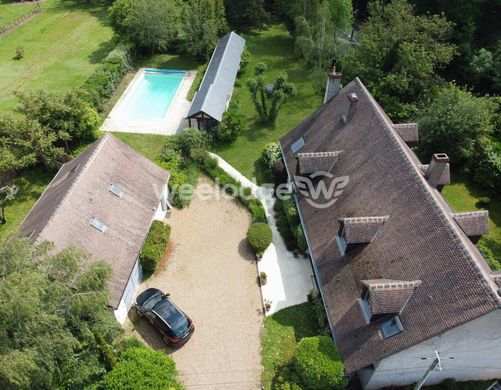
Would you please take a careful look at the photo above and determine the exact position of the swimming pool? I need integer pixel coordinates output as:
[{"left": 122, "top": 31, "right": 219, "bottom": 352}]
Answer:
[{"left": 119, "top": 69, "right": 185, "bottom": 123}]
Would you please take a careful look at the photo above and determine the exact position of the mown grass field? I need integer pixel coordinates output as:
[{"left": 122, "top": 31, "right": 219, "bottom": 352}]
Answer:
[
  {"left": 0, "top": 0, "right": 35, "bottom": 27},
  {"left": 0, "top": 0, "right": 113, "bottom": 113},
  {"left": 213, "top": 24, "right": 323, "bottom": 183}
]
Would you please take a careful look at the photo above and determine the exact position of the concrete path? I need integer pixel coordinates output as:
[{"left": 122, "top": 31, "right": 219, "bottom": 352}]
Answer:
[
  {"left": 209, "top": 153, "right": 314, "bottom": 314},
  {"left": 126, "top": 176, "right": 263, "bottom": 389}
]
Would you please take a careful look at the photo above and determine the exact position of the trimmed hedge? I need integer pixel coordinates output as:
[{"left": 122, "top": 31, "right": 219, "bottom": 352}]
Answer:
[
  {"left": 293, "top": 336, "right": 347, "bottom": 390},
  {"left": 80, "top": 42, "right": 132, "bottom": 111},
  {"left": 96, "top": 346, "right": 183, "bottom": 390},
  {"left": 247, "top": 222, "right": 272, "bottom": 254},
  {"left": 140, "top": 221, "right": 171, "bottom": 275}
]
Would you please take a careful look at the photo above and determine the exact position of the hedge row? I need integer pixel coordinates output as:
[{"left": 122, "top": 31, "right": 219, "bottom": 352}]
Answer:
[
  {"left": 274, "top": 195, "right": 308, "bottom": 254},
  {"left": 140, "top": 221, "right": 171, "bottom": 275},
  {"left": 80, "top": 42, "right": 132, "bottom": 111}
]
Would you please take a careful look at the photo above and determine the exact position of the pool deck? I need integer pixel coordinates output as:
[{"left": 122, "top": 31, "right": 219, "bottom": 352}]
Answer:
[{"left": 100, "top": 68, "right": 196, "bottom": 135}]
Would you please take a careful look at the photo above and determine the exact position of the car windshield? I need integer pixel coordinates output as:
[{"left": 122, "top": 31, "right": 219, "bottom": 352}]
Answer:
[
  {"left": 154, "top": 300, "right": 189, "bottom": 337},
  {"left": 143, "top": 293, "right": 164, "bottom": 311}
]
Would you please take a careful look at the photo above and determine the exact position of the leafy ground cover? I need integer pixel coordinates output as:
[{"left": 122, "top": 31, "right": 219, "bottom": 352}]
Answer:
[
  {"left": 442, "top": 172, "right": 501, "bottom": 267},
  {"left": 261, "top": 302, "right": 321, "bottom": 389},
  {"left": 0, "top": 0, "right": 113, "bottom": 113},
  {"left": 213, "top": 24, "right": 323, "bottom": 184},
  {"left": 0, "top": 0, "right": 35, "bottom": 27}
]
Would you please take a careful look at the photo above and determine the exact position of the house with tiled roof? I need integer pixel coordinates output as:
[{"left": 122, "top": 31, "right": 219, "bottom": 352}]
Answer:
[
  {"left": 20, "top": 133, "right": 170, "bottom": 323},
  {"left": 279, "top": 70, "right": 498, "bottom": 389}
]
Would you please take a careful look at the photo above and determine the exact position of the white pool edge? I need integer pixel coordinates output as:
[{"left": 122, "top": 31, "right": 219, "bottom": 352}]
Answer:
[{"left": 100, "top": 68, "right": 196, "bottom": 135}]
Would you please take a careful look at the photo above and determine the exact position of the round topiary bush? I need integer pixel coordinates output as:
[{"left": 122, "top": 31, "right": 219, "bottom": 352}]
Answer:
[
  {"left": 247, "top": 222, "right": 272, "bottom": 253},
  {"left": 293, "top": 336, "right": 347, "bottom": 390}
]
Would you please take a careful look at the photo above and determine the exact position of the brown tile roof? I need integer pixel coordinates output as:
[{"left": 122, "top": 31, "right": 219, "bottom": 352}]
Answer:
[
  {"left": 20, "top": 133, "right": 170, "bottom": 308},
  {"left": 362, "top": 279, "right": 422, "bottom": 315},
  {"left": 393, "top": 123, "right": 419, "bottom": 143},
  {"left": 342, "top": 216, "right": 389, "bottom": 244},
  {"left": 297, "top": 151, "right": 342, "bottom": 175},
  {"left": 279, "top": 78, "right": 500, "bottom": 373},
  {"left": 453, "top": 211, "right": 490, "bottom": 237}
]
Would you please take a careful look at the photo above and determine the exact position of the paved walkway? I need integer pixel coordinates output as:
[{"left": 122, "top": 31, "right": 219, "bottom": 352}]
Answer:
[
  {"left": 209, "top": 153, "right": 314, "bottom": 314},
  {"left": 127, "top": 176, "right": 263, "bottom": 389}
]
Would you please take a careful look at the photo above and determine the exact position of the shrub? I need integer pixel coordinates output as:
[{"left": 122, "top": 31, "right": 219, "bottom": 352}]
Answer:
[
  {"left": 259, "top": 271, "right": 267, "bottom": 285},
  {"left": 293, "top": 336, "right": 347, "bottom": 390},
  {"left": 293, "top": 224, "right": 308, "bottom": 253},
  {"left": 262, "top": 142, "right": 282, "bottom": 170},
  {"left": 139, "top": 221, "right": 171, "bottom": 275},
  {"left": 239, "top": 47, "right": 251, "bottom": 74},
  {"left": 247, "top": 222, "right": 272, "bottom": 254},
  {"left": 214, "top": 100, "right": 244, "bottom": 144},
  {"left": 177, "top": 128, "right": 211, "bottom": 156},
  {"left": 80, "top": 44, "right": 131, "bottom": 111},
  {"left": 14, "top": 47, "right": 24, "bottom": 60},
  {"left": 96, "top": 346, "right": 183, "bottom": 390}
]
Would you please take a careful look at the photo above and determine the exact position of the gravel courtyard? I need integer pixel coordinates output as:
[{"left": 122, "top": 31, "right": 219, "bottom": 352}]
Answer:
[{"left": 127, "top": 176, "right": 264, "bottom": 389}]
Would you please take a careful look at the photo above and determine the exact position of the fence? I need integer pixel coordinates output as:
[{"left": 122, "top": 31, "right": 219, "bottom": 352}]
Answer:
[{"left": 0, "top": 2, "right": 42, "bottom": 36}]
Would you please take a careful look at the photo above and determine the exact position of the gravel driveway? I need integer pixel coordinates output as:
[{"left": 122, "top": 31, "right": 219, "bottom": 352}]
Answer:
[{"left": 126, "top": 176, "right": 263, "bottom": 389}]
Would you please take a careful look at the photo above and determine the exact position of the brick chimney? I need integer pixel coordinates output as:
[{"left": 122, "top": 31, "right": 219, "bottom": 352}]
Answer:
[
  {"left": 324, "top": 66, "right": 342, "bottom": 103},
  {"left": 426, "top": 153, "right": 450, "bottom": 188},
  {"left": 342, "top": 93, "right": 359, "bottom": 123}
]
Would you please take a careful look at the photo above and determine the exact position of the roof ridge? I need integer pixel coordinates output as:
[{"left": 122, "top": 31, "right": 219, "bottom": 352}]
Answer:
[
  {"left": 298, "top": 151, "right": 343, "bottom": 158},
  {"left": 343, "top": 215, "right": 389, "bottom": 224},
  {"left": 354, "top": 78, "right": 501, "bottom": 307},
  {"left": 35, "top": 134, "right": 110, "bottom": 241},
  {"left": 453, "top": 210, "right": 489, "bottom": 218},
  {"left": 362, "top": 279, "right": 422, "bottom": 291}
]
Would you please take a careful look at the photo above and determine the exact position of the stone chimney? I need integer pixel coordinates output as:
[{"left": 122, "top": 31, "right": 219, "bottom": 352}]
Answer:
[
  {"left": 324, "top": 66, "right": 342, "bottom": 103},
  {"left": 426, "top": 153, "right": 450, "bottom": 188},
  {"left": 342, "top": 93, "right": 359, "bottom": 123}
]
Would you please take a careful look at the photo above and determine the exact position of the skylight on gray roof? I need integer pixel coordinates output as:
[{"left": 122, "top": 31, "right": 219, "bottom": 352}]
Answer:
[
  {"left": 90, "top": 218, "right": 108, "bottom": 232},
  {"left": 109, "top": 184, "right": 123, "bottom": 198},
  {"left": 291, "top": 137, "right": 305, "bottom": 153}
]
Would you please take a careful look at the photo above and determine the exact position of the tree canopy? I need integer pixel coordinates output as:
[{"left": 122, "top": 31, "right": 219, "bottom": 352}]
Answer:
[
  {"left": 342, "top": 0, "right": 455, "bottom": 121},
  {"left": 0, "top": 238, "right": 121, "bottom": 389}
]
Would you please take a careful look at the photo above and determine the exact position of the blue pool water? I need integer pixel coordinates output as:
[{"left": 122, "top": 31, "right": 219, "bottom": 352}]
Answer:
[{"left": 121, "top": 71, "right": 184, "bottom": 122}]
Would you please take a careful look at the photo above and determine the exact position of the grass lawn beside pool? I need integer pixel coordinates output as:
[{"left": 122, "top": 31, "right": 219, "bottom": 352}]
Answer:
[
  {"left": 0, "top": 0, "right": 35, "bottom": 27},
  {"left": 0, "top": 0, "right": 113, "bottom": 113},
  {"left": 213, "top": 24, "right": 323, "bottom": 183},
  {"left": 112, "top": 132, "right": 167, "bottom": 163},
  {"left": 261, "top": 302, "right": 321, "bottom": 389},
  {"left": 442, "top": 172, "right": 501, "bottom": 267}
]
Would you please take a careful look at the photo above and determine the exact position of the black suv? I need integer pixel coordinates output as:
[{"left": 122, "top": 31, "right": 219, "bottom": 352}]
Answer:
[{"left": 135, "top": 288, "right": 194, "bottom": 347}]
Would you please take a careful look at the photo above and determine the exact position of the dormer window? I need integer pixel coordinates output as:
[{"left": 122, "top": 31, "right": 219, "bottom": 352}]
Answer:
[
  {"left": 359, "top": 288, "right": 372, "bottom": 323},
  {"left": 381, "top": 316, "right": 404, "bottom": 339}
]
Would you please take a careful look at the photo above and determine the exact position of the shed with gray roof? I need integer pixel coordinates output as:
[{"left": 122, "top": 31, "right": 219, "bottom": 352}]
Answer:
[{"left": 187, "top": 31, "right": 245, "bottom": 130}]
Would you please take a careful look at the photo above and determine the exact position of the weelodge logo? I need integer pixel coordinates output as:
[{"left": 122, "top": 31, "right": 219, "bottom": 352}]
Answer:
[{"left": 294, "top": 171, "right": 349, "bottom": 209}]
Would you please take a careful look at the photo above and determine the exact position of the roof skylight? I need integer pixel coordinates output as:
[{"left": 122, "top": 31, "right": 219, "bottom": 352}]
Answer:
[
  {"left": 109, "top": 184, "right": 123, "bottom": 198},
  {"left": 90, "top": 218, "right": 108, "bottom": 232},
  {"left": 291, "top": 137, "right": 305, "bottom": 153}
]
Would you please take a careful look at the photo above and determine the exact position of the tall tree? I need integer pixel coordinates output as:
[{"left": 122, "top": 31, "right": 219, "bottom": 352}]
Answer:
[
  {"left": 342, "top": 0, "right": 455, "bottom": 121},
  {"left": 179, "top": 0, "right": 229, "bottom": 61},
  {"left": 224, "top": 0, "right": 267, "bottom": 32},
  {"left": 0, "top": 238, "right": 121, "bottom": 388},
  {"left": 247, "top": 62, "right": 297, "bottom": 124}
]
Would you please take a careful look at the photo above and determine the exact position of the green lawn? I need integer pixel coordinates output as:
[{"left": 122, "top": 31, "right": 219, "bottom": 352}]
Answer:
[
  {"left": 113, "top": 133, "right": 167, "bottom": 163},
  {"left": 442, "top": 172, "right": 501, "bottom": 266},
  {"left": 0, "top": 0, "right": 36, "bottom": 28},
  {"left": 0, "top": 168, "right": 53, "bottom": 243},
  {"left": 213, "top": 24, "right": 323, "bottom": 183},
  {"left": 0, "top": 0, "right": 113, "bottom": 113},
  {"left": 261, "top": 302, "right": 321, "bottom": 389}
]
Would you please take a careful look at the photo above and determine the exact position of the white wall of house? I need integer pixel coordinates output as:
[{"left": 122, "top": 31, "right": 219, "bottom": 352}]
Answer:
[
  {"left": 114, "top": 258, "right": 143, "bottom": 324},
  {"left": 114, "top": 183, "right": 169, "bottom": 324},
  {"left": 153, "top": 183, "right": 169, "bottom": 221},
  {"left": 359, "top": 309, "right": 501, "bottom": 389}
]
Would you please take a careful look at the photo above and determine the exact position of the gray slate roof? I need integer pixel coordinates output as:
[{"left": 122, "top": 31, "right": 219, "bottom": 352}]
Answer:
[
  {"left": 187, "top": 31, "right": 245, "bottom": 122},
  {"left": 453, "top": 211, "right": 490, "bottom": 237},
  {"left": 297, "top": 151, "right": 342, "bottom": 174},
  {"left": 20, "top": 133, "right": 170, "bottom": 308},
  {"left": 280, "top": 78, "right": 500, "bottom": 373}
]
